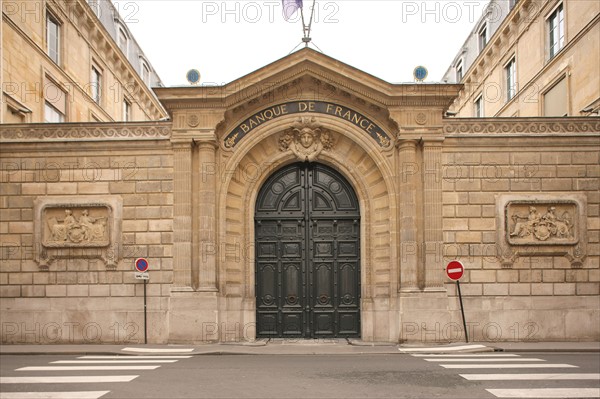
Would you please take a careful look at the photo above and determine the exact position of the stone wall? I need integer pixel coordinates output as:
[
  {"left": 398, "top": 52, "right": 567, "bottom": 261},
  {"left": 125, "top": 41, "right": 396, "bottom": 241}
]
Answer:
[
  {"left": 436, "top": 119, "right": 600, "bottom": 342},
  {"left": 0, "top": 122, "right": 173, "bottom": 343},
  {"left": 1, "top": 116, "right": 598, "bottom": 344}
]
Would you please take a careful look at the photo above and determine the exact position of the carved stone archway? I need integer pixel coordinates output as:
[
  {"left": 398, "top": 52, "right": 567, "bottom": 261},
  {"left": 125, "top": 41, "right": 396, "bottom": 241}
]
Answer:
[{"left": 217, "top": 114, "right": 398, "bottom": 341}]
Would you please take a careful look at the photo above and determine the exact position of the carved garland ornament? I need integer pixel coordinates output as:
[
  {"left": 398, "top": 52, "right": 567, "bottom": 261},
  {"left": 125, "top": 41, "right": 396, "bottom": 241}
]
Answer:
[{"left": 278, "top": 117, "right": 335, "bottom": 162}]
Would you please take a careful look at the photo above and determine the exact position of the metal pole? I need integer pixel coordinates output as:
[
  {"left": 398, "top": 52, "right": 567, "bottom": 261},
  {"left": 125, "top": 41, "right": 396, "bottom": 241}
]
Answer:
[
  {"left": 143, "top": 279, "right": 147, "bottom": 344},
  {"left": 456, "top": 280, "right": 468, "bottom": 343}
]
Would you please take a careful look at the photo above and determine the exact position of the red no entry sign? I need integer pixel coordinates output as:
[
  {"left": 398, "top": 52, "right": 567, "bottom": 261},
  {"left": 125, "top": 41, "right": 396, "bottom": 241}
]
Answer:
[
  {"left": 446, "top": 260, "right": 464, "bottom": 281},
  {"left": 135, "top": 258, "right": 149, "bottom": 272}
]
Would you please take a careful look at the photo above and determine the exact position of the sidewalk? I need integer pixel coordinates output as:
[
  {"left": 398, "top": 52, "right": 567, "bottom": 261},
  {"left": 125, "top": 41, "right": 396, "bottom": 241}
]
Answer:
[{"left": 1, "top": 340, "right": 598, "bottom": 356}]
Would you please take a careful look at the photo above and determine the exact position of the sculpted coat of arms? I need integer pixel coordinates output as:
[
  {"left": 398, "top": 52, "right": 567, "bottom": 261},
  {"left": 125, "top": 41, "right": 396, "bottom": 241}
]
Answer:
[
  {"left": 279, "top": 117, "right": 335, "bottom": 162},
  {"left": 509, "top": 205, "right": 573, "bottom": 242}
]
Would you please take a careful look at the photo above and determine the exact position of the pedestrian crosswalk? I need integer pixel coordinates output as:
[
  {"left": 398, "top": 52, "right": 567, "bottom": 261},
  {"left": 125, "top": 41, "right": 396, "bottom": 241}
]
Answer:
[
  {"left": 0, "top": 352, "right": 193, "bottom": 399},
  {"left": 413, "top": 352, "right": 600, "bottom": 398}
]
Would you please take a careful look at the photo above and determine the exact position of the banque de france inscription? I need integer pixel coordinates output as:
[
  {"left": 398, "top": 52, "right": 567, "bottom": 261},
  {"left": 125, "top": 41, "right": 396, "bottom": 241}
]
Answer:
[{"left": 224, "top": 101, "right": 392, "bottom": 148}]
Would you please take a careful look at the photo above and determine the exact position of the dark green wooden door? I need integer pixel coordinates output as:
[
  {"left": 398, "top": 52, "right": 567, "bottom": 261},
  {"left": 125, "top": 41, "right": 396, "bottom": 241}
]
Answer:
[{"left": 255, "top": 163, "right": 360, "bottom": 338}]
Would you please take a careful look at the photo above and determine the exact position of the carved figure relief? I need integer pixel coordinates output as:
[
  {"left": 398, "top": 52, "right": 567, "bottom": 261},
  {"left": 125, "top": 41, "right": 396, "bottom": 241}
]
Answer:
[
  {"left": 509, "top": 206, "right": 573, "bottom": 242},
  {"left": 35, "top": 198, "right": 121, "bottom": 270},
  {"left": 47, "top": 209, "right": 107, "bottom": 244},
  {"left": 496, "top": 195, "right": 586, "bottom": 269},
  {"left": 506, "top": 203, "right": 577, "bottom": 245},
  {"left": 279, "top": 117, "right": 335, "bottom": 162}
]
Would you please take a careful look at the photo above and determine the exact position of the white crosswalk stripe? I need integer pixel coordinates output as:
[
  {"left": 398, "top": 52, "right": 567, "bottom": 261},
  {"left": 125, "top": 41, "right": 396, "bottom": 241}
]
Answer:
[
  {"left": 51, "top": 360, "right": 179, "bottom": 364},
  {"left": 441, "top": 363, "right": 577, "bottom": 369},
  {"left": 424, "top": 358, "right": 546, "bottom": 362},
  {"left": 2, "top": 351, "right": 193, "bottom": 399},
  {"left": 486, "top": 388, "right": 600, "bottom": 398},
  {"left": 17, "top": 366, "right": 161, "bottom": 371},
  {"left": 78, "top": 355, "right": 192, "bottom": 359},
  {"left": 1, "top": 376, "right": 138, "bottom": 384},
  {"left": 122, "top": 347, "right": 194, "bottom": 353},
  {"left": 461, "top": 373, "right": 600, "bottom": 381},
  {"left": 0, "top": 392, "right": 110, "bottom": 399},
  {"left": 412, "top": 353, "right": 520, "bottom": 357},
  {"left": 413, "top": 353, "right": 599, "bottom": 398}
]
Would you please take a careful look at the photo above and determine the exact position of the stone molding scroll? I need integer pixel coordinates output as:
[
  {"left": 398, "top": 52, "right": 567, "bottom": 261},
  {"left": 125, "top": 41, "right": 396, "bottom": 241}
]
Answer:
[
  {"left": 34, "top": 196, "right": 123, "bottom": 270},
  {"left": 0, "top": 123, "right": 171, "bottom": 142},
  {"left": 444, "top": 119, "right": 600, "bottom": 135},
  {"left": 496, "top": 194, "right": 587, "bottom": 268},
  {"left": 278, "top": 117, "right": 335, "bottom": 162}
]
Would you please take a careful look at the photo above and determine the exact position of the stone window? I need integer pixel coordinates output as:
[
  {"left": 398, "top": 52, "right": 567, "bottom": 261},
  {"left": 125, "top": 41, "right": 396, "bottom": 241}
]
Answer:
[
  {"left": 543, "top": 76, "right": 567, "bottom": 116},
  {"left": 455, "top": 60, "right": 463, "bottom": 82},
  {"left": 478, "top": 23, "right": 488, "bottom": 52},
  {"left": 548, "top": 4, "right": 564, "bottom": 59},
  {"left": 123, "top": 98, "right": 131, "bottom": 121},
  {"left": 91, "top": 65, "right": 102, "bottom": 104},
  {"left": 505, "top": 57, "right": 517, "bottom": 102},
  {"left": 474, "top": 94, "right": 484, "bottom": 117},
  {"left": 44, "top": 77, "right": 67, "bottom": 123},
  {"left": 87, "top": 0, "right": 100, "bottom": 15},
  {"left": 117, "top": 25, "right": 129, "bottom": 55},
  {"left": 46, "top": 10, "right": 60, "bottom": 64},
  {"left": 4, "top": 93, "right": 31, "bottom": 123},
  {"left": 141, "top": 60, "right": 151, "bottom": 85}
]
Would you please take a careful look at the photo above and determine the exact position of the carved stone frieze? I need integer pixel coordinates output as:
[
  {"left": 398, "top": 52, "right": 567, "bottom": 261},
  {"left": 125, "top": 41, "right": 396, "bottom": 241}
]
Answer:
[
  {"left": 496, "top": 194, "right": 587, "bottom": 268},
  {"left": 444, "top": 119, "right": 600, "bottom": 135},
  {"left": 0, "top": 123, "right": 171, "bottom": 142},
  {"left": 278, "top": 117, "right": 335, "bottom": 162},
  {"left": 34, "top": 196, "right": 123, "bottom": 270}
]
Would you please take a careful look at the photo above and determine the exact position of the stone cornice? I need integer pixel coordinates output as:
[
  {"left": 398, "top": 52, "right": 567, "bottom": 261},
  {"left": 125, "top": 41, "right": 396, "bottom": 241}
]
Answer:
[
  {"left": 155, "top": 49, "right": 462, "bottom": 114},
  {"left": 0, "top": 122, "right": 172, "bottom": 142},
  {"left": 443, "top": 117, "right": 600, "bottom": 136}
]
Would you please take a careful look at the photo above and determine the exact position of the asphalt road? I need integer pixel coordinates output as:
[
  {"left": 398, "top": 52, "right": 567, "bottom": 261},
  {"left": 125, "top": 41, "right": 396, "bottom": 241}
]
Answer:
[{"left": 1, "top": 352, "right": 599, "bottom": 398}]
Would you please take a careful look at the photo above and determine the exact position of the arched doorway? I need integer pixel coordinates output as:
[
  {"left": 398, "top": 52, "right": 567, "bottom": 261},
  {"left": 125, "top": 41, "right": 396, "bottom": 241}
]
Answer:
[{"left": 255, "top": 162, "right": 361, "bottom": 338}]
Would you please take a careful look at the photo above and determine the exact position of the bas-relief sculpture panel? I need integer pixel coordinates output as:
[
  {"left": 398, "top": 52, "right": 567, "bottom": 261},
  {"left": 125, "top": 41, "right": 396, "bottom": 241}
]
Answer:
[
  {"left": 497, "top": 194, "right": 587, "bottom": 268},
  {"left": 33, "top": 196, "right": 123, "bottom": 270},
  {"left": 43, "top": 207, "right": 110, "bottom": 247},
  {"left": 507, "top": 202, "right": 578, "bottom": 245}
]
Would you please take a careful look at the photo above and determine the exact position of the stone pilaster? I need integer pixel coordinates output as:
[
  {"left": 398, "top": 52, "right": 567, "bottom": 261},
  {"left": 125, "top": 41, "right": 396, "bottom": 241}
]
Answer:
[
  {"left": 422, "top": 139, "right": 445, "bottom": 291},
  {"left": 397, "top": 139, "right": 419, "bottom": 292},
  {"left": 197, "top": 140, "right": 218, "bottom": 291},
  {"left": 172, "top": 140, "right": 194, "bottom": 291}
]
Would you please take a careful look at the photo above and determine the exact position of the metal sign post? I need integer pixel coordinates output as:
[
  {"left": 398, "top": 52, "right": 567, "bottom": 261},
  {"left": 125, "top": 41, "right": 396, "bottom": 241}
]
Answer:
[
  {"left": 446, "top": 260, "right": 468, "bottom": 343},
  {"left": 135, "top": 258, "right": 150, "bottom": 344},
  {"left": 143, "top": 279, "right": 147, "bottom": 344}
]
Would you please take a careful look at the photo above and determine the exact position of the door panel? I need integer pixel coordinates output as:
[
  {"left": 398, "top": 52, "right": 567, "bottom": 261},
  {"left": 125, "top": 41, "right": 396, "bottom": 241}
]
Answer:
[{"left": 256, "top": 163, "right": 360, "bottom": 338}]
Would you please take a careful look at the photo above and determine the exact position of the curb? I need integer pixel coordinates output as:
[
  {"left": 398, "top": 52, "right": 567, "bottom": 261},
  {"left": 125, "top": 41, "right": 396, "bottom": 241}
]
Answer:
[
  {"left": 398, "top": 344, "right": 493, "bottom": 354},
  {"left": 2, "top": 342, "right": 598, "bottom": 356}
]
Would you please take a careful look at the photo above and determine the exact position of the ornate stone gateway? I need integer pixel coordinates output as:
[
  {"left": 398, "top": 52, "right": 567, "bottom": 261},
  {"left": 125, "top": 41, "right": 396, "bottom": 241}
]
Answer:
[{"left": 255, "top": 163, "right": 361, "bottom": 338}]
